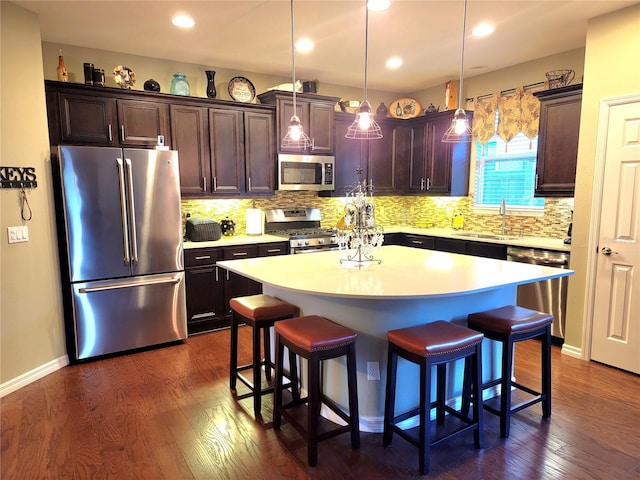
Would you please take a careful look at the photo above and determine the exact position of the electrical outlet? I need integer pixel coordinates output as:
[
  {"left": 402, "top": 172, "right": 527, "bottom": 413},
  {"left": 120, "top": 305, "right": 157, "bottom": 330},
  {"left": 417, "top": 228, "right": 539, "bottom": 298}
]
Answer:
[
  {"left": 7, "top": 226, "right": 29, "bottom": 244},
  {"left": 367, "top": 361, "right": 380, "bottom": 381}
]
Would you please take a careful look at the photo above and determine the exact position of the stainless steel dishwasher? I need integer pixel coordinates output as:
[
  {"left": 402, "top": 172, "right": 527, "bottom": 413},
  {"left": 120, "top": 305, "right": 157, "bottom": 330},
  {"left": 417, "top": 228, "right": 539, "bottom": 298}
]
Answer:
[{"left": 506, "top": 246, "right": 570, "bottom": 342}]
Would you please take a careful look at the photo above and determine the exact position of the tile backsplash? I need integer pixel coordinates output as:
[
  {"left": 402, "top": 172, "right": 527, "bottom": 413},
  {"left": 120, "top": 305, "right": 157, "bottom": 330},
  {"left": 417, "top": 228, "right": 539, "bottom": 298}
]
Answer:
[{"left": 182, "top": 192, "right": 574, "bottom": 239}]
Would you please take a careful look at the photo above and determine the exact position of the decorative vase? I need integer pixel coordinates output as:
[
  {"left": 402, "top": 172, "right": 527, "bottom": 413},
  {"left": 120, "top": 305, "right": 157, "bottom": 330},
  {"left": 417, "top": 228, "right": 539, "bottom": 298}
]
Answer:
[
  {"left": 205, "top": 70, "right": 217, "bottom": 99},
  {"left": 143, "top": 78, "right": 161, "bottom": 92},
  {"left": 170, "top": 73, "right": 190, "bottom": 96},
  {"left": 376, "top": 102, "right": 388, "bottom": 117}
]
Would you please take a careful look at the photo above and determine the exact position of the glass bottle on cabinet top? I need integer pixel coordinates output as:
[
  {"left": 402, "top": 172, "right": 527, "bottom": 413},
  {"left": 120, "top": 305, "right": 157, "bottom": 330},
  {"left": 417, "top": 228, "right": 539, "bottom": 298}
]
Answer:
[
  {"left": 170, "top": 73, "right": 190, "bottom": 96},
  {"left": 57, "top": 51, "right": 68, "bottom": 82}
]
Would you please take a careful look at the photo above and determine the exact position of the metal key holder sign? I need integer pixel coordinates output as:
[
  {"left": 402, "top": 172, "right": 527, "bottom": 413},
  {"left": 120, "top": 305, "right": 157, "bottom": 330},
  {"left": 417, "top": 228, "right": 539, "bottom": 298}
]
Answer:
[{"left": 0, "top": 166, "right": 37, "bottom": 188}]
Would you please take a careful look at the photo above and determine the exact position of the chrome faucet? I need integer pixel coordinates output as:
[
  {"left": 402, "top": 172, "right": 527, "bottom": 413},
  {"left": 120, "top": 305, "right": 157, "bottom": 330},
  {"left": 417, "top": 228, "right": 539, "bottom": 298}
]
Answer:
[{"left": 499, "top": 198, "right": 509, "bottom": 235}]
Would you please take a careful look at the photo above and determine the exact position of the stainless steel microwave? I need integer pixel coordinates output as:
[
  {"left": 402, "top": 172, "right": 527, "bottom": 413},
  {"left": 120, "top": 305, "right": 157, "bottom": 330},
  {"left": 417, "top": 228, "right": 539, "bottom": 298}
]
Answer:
[{"left": 277, "top": 154, "right": 335, "bottom": 191}]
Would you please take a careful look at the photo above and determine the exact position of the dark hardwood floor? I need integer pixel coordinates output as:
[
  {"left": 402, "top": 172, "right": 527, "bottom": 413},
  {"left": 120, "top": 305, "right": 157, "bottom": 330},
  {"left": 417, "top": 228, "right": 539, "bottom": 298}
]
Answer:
[{"left": 2, "top": 327, "right": 639, "bottom": 479}]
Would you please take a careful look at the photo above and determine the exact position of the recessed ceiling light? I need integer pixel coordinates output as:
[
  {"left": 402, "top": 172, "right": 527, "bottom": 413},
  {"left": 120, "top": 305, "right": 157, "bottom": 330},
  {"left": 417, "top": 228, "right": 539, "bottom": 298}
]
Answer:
[
  {"left": 295, "top": 37, "right": 314, "bottom": 53},
  {"left": 472, "top": 23, "right": 494, "bottom": 37},
  {"left": 172, "top": 14, "right": 195, "bottom": 29},
  {"left": 368, "top": 0, "right": 391, "bottom": 11},
  {"left": 386, "top": 56, "right": 403, "bottom": 69}
]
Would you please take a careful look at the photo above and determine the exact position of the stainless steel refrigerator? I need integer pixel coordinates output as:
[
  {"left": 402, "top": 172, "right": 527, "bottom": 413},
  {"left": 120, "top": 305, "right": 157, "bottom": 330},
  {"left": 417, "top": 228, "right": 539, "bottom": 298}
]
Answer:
[{"left": 54, "top": 145, "right": 187, "bottom": 361}]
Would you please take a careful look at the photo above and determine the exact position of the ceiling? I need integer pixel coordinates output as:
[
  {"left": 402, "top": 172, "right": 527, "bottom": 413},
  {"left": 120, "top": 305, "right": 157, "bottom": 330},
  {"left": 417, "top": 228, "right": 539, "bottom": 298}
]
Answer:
[{"left": 15, "top": 0, "right": 638, "bottom": 94}]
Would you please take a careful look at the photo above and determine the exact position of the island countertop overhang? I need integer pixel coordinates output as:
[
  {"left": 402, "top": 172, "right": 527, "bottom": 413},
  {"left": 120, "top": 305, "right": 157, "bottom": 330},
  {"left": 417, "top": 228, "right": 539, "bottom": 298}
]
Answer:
[{"left": 217, "top": 245, "right": 573, "bottom": 300}]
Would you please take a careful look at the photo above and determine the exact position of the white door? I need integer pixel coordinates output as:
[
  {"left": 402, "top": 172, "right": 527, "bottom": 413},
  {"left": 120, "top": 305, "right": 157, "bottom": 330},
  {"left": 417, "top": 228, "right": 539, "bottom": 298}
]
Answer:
[{"left": 591, "top": 100, "right": 640, "bottom": 374}]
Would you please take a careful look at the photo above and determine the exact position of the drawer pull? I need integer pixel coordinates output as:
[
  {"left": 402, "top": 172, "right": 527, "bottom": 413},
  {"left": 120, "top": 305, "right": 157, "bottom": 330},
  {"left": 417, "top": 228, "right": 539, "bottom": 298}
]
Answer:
[
  {"left": 266, "top": 249, "right": 280, "bottom": 253},
  {"left": 411, "top": 240, "right": 423, "bottom": 245},
  {"left": 194, "top": 255, "right": 211, "bottom": 260},
  {"left": 233, "top": 252, "right": 248, "bottom": 257}
]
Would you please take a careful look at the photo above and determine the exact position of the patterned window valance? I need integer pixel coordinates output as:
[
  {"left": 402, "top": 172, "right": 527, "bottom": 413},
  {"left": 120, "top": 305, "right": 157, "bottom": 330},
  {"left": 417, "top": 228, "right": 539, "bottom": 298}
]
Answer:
[{"left": 472, "top": 86, "right": 540, "bottom": 149}]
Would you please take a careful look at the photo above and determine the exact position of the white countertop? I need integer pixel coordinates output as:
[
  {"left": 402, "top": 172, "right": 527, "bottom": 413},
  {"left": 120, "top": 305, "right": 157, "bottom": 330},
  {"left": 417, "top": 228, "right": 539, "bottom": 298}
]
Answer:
[
  {"left": 183, "top": 234, "right": 286, "bottom": 249},
  {"left": 217, "top": 245, "right": 573, "bottom": 300},
  {"left": 386, "top": 226, "right": 570, "bottom": 252},
  {"left": 183, "top": 228, "right": 570, "bottom": 252}
]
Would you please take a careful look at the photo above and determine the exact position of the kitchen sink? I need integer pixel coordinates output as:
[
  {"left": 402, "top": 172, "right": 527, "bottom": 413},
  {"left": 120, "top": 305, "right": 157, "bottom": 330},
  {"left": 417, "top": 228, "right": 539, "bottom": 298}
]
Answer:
[{"left": 452, "top": 232, "right": 521, "bottom": 241}]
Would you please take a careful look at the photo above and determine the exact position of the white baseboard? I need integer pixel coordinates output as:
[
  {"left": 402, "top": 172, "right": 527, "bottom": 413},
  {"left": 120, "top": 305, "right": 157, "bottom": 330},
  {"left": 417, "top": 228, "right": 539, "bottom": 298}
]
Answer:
[
  {"left": 561, "top": 343, "right": 583, "bottom": 359},
  {"left": 0, "top": 355, "right": 69, "bottom": 398}
]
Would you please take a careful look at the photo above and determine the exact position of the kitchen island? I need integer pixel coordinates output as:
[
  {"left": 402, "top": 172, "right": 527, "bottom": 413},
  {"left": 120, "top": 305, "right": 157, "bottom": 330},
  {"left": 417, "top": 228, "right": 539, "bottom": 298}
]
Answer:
[{"left": 218, "top": 245, "right": 573, "bottom": 432}]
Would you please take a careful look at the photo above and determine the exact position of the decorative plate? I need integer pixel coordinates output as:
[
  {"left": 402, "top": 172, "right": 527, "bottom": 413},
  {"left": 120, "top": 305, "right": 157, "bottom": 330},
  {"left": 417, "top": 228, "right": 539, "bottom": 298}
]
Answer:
[
  {"left": 388, "top": 97, "right": 422, "bottom": 119},
  {"left": 228, "top": 76, "right": 256, "bottom": 103},
  {"left": 113, "top": 65, "right": 135, "bottom": 89}
]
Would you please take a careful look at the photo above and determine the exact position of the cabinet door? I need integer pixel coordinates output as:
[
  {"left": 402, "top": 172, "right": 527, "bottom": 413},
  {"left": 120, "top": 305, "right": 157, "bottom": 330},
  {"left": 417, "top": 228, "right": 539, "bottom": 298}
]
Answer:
[
  {"left": 209, "top": 108, "right": 244, "bottom": 194},
  {"left": 222, "top": 245, "right": 261, "bottom": 318},
  {"left": 368, "top": 120, "right": 403, "bottom": 194},
  {"left": 427, "top": 114, "right": 454, "bottom": 195},
  {"left": 333, "top": 115, "right": 365, "bottom": 194},
  {"left": 535, "top": 86, "right": 582, "bottom": 197},
  {"left": 117, "top": 99, "right": 170, "bottom": 147},
  {"left": 170, "top": 104, "right": 210, "bottom": 195},
  {"left": 59, "top": 93, "right": 117, "bottom": 145},
  {"left": 244, "top": 111, "right": 275, "bottom": 194},
  {"left": 467, "top": 241, "right": 507, "bottom": 260},
  {"left": 309, "top": 101, "right": 335, "bottom": 153},
  {"left": 276, "top": 97, "right": 307, "bottom": 153},
  {"left": 258, "top": 242, "right": 289, "bottom": 256},
  {"left": 407, "top": 119, "right": 431, "bottom": 193},
  {"left": 434, "top": 237, "right": 467, "bottom": 254},
  {"left": 185, "top": 265, "right": 226, "bottom": 334}
]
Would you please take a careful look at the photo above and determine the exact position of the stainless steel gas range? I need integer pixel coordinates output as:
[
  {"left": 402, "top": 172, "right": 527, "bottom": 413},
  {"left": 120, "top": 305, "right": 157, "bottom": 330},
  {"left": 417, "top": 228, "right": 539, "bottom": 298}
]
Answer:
[{"left": 264, "top": 208, "right": 339, "bottom": 254}]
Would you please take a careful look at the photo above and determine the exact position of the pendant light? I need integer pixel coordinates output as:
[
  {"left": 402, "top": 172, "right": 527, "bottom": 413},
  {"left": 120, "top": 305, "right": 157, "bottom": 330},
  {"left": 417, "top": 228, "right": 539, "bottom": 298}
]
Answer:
[
  {"left": 281, "top": 0, "right": 312, "bottom": 149},
  {"left": 346, "top": 1, "right": 382, "bottom": 140},
  {"left": 442, "top": 0, "right": 472, "bottom": 143}
]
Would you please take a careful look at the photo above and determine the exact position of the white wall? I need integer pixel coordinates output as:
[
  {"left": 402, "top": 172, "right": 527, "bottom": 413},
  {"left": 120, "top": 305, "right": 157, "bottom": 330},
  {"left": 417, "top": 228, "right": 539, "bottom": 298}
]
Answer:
[
  {"left": 0, "top": 2, "right": 66, "bottom": 388},
  {"left": 564, "top": 4, "right": 640, "bottom": 350}
]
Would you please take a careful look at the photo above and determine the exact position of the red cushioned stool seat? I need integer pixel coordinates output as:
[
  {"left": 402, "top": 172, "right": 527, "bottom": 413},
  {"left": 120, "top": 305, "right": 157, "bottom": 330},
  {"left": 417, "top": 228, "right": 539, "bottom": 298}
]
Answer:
[
  {"left": 383, "top": 321, "right": 484, "bottom": 476},
  {"left": 229, "top": 294, "right": 297, "bottom": 418},
  {"left": 273, "top": 315, "right": 359, "bottom": 467},
  {"left": 464, "top": 305, "right": 553, "bottom": 438}
]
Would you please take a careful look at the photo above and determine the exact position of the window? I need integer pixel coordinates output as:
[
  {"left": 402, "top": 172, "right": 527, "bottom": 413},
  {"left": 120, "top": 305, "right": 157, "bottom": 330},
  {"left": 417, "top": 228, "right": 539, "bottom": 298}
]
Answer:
[{"left": 474, "top": 131, "right": 544, "bottom": 210}]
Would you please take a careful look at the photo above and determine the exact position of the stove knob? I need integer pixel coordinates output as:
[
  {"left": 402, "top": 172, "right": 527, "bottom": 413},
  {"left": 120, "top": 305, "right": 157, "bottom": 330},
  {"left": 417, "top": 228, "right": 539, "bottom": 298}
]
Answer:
[
  {"left": 304, "top": 239, "right": 310, "bottom": 246},
  {"left": 319, "top": 238, "right": 325, "bottom": 244}
]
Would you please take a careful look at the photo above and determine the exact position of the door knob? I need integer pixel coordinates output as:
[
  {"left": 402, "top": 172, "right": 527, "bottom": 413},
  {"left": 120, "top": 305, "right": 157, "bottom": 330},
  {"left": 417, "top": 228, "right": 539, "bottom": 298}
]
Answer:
[{"left": 601, "top": 246, "right": 617, "bottom": 256}]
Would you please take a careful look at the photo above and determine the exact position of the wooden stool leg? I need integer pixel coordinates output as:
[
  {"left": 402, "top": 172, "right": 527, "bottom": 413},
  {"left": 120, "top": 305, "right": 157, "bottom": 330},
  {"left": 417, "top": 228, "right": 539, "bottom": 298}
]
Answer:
[
  {"left": 382, "top": 345, "right": 398, "bottom": 447},
  {"left": 542, "top": 325, "right": 552, "bottom": 418},
  {"left": 419, "top": 358, "right": 432, "bottom": 476},
  {"left": 263, "top": 326, "right": 272, "bottom": 382},
  {"left": 347, "top": 343, "right": 360, "bottom": 449},
  {"left": 473, "top": 343, "right": 484, "bottom": 448},
  {"left": 273, "top": 333, "right": 285, "bottom": 429},
  {"left": 461, "top": 357, "right": 472, "bottom": 416},
  {"left": 307, "top": 352, "right": 320, "bottom": 467},
  {"left": 288, "top": 349, "right": 299, "bottom": 400},
  {"left": 436, "top": 363, "right": 446, "bottom": 425},
  {"left": 230, "top": 313, "right": 239, "bottom": 390},
  {"left": 252, "top": 323, "right": 262, "bottom": 416},
  {"left": 500, "top": 337, "right": 514, "bottom": 438}
]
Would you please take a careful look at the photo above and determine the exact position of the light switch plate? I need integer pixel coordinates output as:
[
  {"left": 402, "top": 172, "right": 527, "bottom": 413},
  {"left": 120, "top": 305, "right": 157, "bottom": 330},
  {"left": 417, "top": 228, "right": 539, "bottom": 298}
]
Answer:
[{"left": 7, "top": 225, "right": 29, "bottom": 243}]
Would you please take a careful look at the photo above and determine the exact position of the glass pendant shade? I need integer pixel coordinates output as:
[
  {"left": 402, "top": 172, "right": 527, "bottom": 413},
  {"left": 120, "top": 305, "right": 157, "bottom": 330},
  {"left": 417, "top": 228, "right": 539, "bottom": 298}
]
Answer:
[
  {"left": 282, "top": 114, "right": 312, "bottom": 149},
  {"left": 442, "top": 107, "right": 472, "bottom": 142},
  {"left": 281, "top": 0, "right": 311, "bottom": 150},
  {"left": 442, "top": 0, "right": 471, "bottom": 143},
  {"left": 346, "top": 101, "right": 383, "bottom": 139},
  {"left": 345, "top": 2, "right": 382, "bottom": 141}
]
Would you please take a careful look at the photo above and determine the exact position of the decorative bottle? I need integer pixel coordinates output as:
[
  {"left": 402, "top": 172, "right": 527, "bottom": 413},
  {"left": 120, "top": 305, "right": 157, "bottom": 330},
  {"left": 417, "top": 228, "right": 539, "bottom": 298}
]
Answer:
[
  {"left": 57, "top": 51, "right": 68, "bottom": 82},
  {"left": 205, "top": 70, "right": 217, "bottom": 99},
  {"left": 170, "top": 73, "right": 190, "bottom": 96}
]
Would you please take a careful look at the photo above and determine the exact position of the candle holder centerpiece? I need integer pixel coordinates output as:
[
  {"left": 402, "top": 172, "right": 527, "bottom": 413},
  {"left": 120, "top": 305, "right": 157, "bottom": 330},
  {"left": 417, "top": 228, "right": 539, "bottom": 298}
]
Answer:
[{"left": 337, "top": 179, "right": 384, "bottom": 268}]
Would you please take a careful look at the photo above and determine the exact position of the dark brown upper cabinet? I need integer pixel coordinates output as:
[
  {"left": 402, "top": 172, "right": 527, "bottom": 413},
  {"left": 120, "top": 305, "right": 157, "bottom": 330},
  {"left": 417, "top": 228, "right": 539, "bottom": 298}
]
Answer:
[
  {"left": 257, "top": 90, "right": 339, "bottom": 155},
  {"left": 534, "top": 84, "right": 582, "bottom": 197}
]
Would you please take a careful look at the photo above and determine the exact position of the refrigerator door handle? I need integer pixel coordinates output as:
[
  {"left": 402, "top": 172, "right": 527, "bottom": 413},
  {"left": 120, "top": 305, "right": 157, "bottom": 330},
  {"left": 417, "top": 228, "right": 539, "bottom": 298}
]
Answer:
[
  {"left": 78, "top": 274, "right": 182, "bottom": 293},
  {"left": 116, "top": 158, "right": 131, "bottom": 265},
  {"left": 124, "top": 158, "right": 139, "bottom": 265}
]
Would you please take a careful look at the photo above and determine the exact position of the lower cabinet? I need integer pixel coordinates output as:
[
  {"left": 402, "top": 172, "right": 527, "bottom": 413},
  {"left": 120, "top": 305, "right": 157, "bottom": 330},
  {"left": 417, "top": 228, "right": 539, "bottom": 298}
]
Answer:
[
  {"left": 394, "top": 233, "right": 507, "bottom": 259},
  {"left": 184, "top": 241, "right": 288, "bottom": 335}
]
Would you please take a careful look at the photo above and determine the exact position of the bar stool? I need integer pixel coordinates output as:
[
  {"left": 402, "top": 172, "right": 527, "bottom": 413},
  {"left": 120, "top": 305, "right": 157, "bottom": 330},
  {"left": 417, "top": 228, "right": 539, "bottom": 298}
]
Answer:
[
  {"left": 383, "top": 320, "right": 484, "bottom": 476},
  {"left": 229, "top": 294, "right": 297, "bottom": 417},
  {"left": 273, "top": 315, "right": 359, "bottom": 467},
  {"left": 465, "top": 305, "right": 553, "bottom": 438}
]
